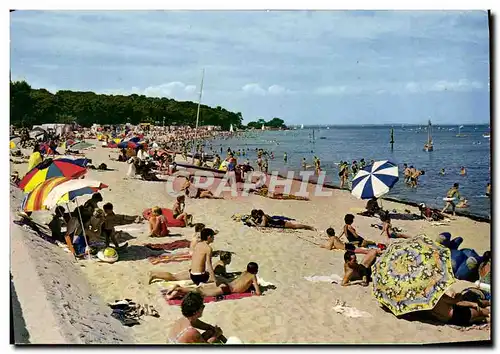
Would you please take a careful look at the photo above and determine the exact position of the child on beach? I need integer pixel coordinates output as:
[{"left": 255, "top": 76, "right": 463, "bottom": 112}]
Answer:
[
  {"left": 173, "top": 195, "right": 192, "bottom": 226},
  {"left": 321, "top": 228, "right": 353, "bottom": 251},
  {"left": 380, "top": 212, "right": 411, "bottom": 240},
  {"left": 165, "top": 262, "right": 262, "bottom": 300},
  {"left": 102, "top": 202, "right": 131, "bottom": 249},
  {"left": 149, "top": 206, "right": 170, "bottom": 237}
]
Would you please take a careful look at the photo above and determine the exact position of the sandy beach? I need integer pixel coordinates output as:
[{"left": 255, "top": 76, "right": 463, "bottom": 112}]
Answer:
[{"left": 10, "top": 140, "right": 490, "bottom": 344}]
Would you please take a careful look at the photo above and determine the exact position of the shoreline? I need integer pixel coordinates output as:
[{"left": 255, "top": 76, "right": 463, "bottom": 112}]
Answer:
[{"left": 172, "top": 160, "right": 491, "bottom": 223}]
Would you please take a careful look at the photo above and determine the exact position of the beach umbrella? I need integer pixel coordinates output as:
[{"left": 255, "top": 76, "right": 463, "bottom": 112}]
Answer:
[
  {"left": 10, "top": 140, "right": 16, "bottom": 149},
  {"left": 372, "top": 235, "right": 455, "bottom": 317},
  {"left": 43, "top": 179, "right": 108, "bottom": 260},
  {"left": 43, "top": 179, "right": 108, "bottom": 209},
  {"left": 20, "top": 176, "right": 71, "bottom": 212},
  {"left": 18, "top": 158, "right": 87, "bottom": 193},
  {"left": 54, "top": 156, "right": 90, "bottom": 167},
  {"left": 351, "top": 160, "right": 399, "bottom": 199},
  {"left": 68, "top": 141, "right": 93, "bottom": 151}
]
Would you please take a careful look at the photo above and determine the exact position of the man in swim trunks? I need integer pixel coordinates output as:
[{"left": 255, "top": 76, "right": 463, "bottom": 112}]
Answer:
[
  {"left": 189, "top": 228, "right": 217, "bottom": 285},
  {"left": 442, "top": 183, "right": 461, "bottom": 215},
  {"left": 166, "top": 262, "right": 262, "bottom": 299},
  {"left": 342, "top": 250, "right": 378, "bottom": 287},
  {"left": 250, "top": 209, "right": 316, "bottom": 230}
]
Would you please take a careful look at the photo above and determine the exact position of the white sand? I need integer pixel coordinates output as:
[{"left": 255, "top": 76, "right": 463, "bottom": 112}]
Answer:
[{"left": 10, "top": 141, "right": 490, "bottom": 344}]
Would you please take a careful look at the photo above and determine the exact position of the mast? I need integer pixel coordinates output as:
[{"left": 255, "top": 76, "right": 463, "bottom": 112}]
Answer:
[{"left": 191, "top": 68, "right": 205, "bottom": 163}]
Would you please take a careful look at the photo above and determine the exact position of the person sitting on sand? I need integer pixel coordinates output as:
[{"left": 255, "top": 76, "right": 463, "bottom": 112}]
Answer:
[
  {"left": 102, "top": 203, "right": 128, "bottom": 249},
  {"left": 173, "top": 195, "right": 193, "bottom": 226},
  {"left": 181, "top": 176, "right": 222, "bottom": 199},
  {"left": 360, "top": 197, "right": 383, "bottom": 217},
  {"left": 167, "top": 292, "right": 226, "bottom": 344},
  {"left": 149, "top": 206, "right": 170, "bottom": 237},
  {"left": 27, "top": 144, "right": 43, "bottom": 173},
  {"left": 213, "top": 251, "right": 235, "bottom": 280},
  {"left": 339, "top": 214, "right": 376, "bottom": 248},
  {"left": 48, "top": 206, "right": 71, "bottom": 243},
  {"left": 380, "top": 212, "right": 411, "bottom": 240},
  {"left": 342, "top": 250, "right": 378, "bottom": 287},
  {"left": 249, "top": 209, "right": 316, "bottom": 231},
  {"left": 165, "top": 262, "right": 262, "bottom": 300},
  {"left": 428, "top": 292, "right": 490, "bottom": 326}
]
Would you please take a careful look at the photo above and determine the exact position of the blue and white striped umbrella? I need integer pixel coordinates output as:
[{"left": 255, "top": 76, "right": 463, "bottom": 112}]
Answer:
[{"left": 351, "top": 160, "right": 399, "bottom": 199}]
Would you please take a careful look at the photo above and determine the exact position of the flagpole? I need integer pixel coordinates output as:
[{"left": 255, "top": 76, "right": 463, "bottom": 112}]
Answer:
[{"left": 192, "top": 69, "right": 205, "bottom": 164}]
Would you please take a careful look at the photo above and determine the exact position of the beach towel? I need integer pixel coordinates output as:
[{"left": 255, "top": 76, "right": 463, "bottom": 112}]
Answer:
[
  {"left": 148, "top": 253, "right": 191, "bottom": 265},
  {"left": 145, "top": 239, "right": 190, "bottom": 251},
  {"left": 332, "top": 300, "right": 372, "bottom": 318},
  {"left": 142, "top": 208, "right": 186, "bottom": 227},
  {"left": 304, "top": 274, "right": 343, "bottom": 284},
  {"left": 256, "top": 227, "right": 299, "bottom": 234}
]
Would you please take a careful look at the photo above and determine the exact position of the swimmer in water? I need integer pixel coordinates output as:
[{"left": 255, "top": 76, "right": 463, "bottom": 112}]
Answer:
[
  {"left": 302, "top": 157, "right": 307, "bottom": 170},
  {"left": 440, "top": 168, "right": 446, "bottom": 176},
  {"left": 486, "top": 183, "right": 491, "bottom": 197},
  {"left": 460, "top": 166, "right": 467, "bottom": 176},
  {"left": 283, "top": 152, "right": 288, "bottom": 163}
]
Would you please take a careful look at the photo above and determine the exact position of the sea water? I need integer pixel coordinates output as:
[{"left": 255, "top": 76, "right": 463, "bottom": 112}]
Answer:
[{"left": 212, "top": 124, "right": 491, "bottom": 219}]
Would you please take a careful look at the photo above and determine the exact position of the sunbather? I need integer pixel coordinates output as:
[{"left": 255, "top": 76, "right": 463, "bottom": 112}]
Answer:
[
  {"left": 380, "top": 212, "right": 411, "bottom": 240},
  {"left": 173, "top": 195, "right": 192, "bottom": 226},
  {"left": 249, "top": 209, "right": 315, "bottom": 230},
  {"left": 149, "top": 206, "right": 170, "bottom": 237},
  {"left": 428, "top": 292, "right": 490, "bottom": 326},
  {"left": 165, "top": 262, "right": 262, "bottom": 300},
  {"left": 321, "top": 228, "right": 354, "bottom": 251},
  {"left": 181, "top": 176, "right": 222, "bottom": 199},
  {"left": 342, "top": 250, "right": 378, "bottom": 287},
  {"left": 167, "top": 292, "right": 226, "bottom": 344}
]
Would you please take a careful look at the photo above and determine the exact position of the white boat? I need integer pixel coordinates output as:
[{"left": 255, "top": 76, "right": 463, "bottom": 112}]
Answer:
[
  {"left": 483, "top": 133, "right": 490, "bottom": 138},
  {"left": 261, "top": 124, "right": 265, "bottom": 131},
  {"left": 423, "top": 119, "right": 434, "bottom": 152},
  {"left": 300, "top": 124, "right": 304, "bottom": 129},
  {"left": 230, "top": 124, "right": 234, "bottom": 133}
]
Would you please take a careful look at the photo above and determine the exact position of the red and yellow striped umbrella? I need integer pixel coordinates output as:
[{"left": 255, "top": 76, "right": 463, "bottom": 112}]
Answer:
[{"left": 21, "top": 177, "right": 72, "bottom": 212}]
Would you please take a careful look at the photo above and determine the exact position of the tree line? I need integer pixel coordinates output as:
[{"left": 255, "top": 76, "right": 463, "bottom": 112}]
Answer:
[
  {"left": 10, "top": 80, "right": 244, "bottom": 130},
  {"left": 246, "top": 117, "right": 287, "bottom": 129}
]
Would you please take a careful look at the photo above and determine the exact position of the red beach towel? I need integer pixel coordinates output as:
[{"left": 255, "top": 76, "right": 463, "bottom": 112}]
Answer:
[
  {"left": 144, "top": 240, "right": 190, "bottom": 251},
  {"left": 142, "top": 208, "right": 186, "bottom": 227}
]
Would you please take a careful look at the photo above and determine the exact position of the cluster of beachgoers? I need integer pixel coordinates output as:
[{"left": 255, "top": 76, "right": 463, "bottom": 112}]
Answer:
[{"left": 10, "top": 123, "right": 491, "bottom": 344}]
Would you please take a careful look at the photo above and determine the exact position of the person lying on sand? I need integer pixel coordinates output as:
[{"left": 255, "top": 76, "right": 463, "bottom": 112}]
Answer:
[
  {"left": 167, "top": 292, "right": 226, "bottom": 344},
  {"left": 428, "top": 292, "right": 490, "bottom": 326},
  {"left": 173, "top": 195, "right": 193, "bottom": 226},
  {"left": 321, "top": 228, "right": 354, "bottom": 251},
  {"left": 149, "top": 206, "right": 170, "bottom": 237},
  {"left": 248, "top": 209, "right": 316, "bottom": 231},
  {"left": 342, "top": 250, "right": 378, "bottom": 287},
  {"left": 339, "top": 214, "right": 376, "bottom": 248},
  {"left": 380, "top": 212, "right": 411, "bottom": 240},
  {"left": 418, "top": 203, "right": 450, "bottom": 221},
  {"left": 213, "top": 251, "right": 236, "bottom": 281},
  {"left": 165, "top": 262, "right": 262, "bottom": 300},
  {"left": 181, "top": 176, "right": 222, "bottom": 199},
  {"left": 320, "top": 228, "right": 383, "bottom": 255}
]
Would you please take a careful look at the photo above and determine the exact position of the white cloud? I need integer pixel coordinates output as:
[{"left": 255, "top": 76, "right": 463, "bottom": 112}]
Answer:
[
  {"left": 268, "top": 84, "right": 286, "bottom": 95},
  {"left": 142, "top": 81, "right": 197, "bottom": 98},
  {"left": 314, "top": 85, "right": 361, "bottom": 95},
  {"left": 242, "top": 83, "right": 267, "bottom": 95}
]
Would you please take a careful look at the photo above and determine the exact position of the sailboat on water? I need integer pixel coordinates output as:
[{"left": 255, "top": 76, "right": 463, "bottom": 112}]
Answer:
[
  {"left": 456, "top": 125, "right": 467, "bottom": 137},
  {"left": 300, "top": 124, "right": 304, "bottom": 129},
  {"left": 261, "top": 124, "right": 265, "bottom": 131},
  {"left": 229, "top": 124, "right": 234, "bottom": 133},
  {"left": 423, "top": 119, "right": 434, "bottom": 152}
]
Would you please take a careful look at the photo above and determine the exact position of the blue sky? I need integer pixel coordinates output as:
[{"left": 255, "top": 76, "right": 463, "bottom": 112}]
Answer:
[{"left": 10, "top": 10, "right": 490, "bottom": 125}]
